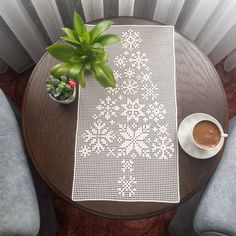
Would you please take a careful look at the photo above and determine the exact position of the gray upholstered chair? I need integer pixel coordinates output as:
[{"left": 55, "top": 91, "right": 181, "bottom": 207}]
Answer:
[
  {"left": 169, "top": 116, "right": 236, "bottom": 236},
  {"left": 193, "top": 116, "right": 236, "bottom": 236},
  {"left": 0, "top": 89, "right": 57, "bottom": 236}
]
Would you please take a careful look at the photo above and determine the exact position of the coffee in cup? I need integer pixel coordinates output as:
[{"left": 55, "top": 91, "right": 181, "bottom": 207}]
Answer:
[{"left": 193, "top": 121, "right": 222, "bottom": 149}]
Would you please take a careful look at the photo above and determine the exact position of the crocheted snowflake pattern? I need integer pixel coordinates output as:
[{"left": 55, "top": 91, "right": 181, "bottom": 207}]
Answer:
[{"left": 78, "top": 29, "right": 176, "bottom": 198}]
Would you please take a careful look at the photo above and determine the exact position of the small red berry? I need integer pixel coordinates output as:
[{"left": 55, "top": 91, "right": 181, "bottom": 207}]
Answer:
[{"left": 68, "top": 79, "right": 77, "bottom": 88}]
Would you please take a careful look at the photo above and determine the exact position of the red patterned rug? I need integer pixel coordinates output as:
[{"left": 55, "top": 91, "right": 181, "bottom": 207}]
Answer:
[{"left": 0, "top": 57, "right": 235, "bottom": 236}]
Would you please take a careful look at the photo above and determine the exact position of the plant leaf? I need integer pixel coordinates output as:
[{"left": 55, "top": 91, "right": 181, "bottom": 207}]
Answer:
[
  {"left": 75, "top": 47, "right": 86, "bottom": 56},
  {"left": 81, "top": 31, "right": 90, "bottom": 46},
  {"left": 60, "top": 36, "right": 81, "bottom": 46},
  {"left": 47, "top": 44, "right": 75, "bottom": 62},
  {"left": 55, "top": 87, "right": 62, "bottom": 97},
  {"left": 73, "top": 11, "right": 85, "bottom": 36},
  {"left": 69, "top": 55, "right": 87, "bottom": 64},
  {"left": 54, "top": 65, "right": 71, "bottom": 77},
  {"left": 91, "top": 63, "right": 116, "bottom": 88},
  {"left": 95, "top": 34, "right": 120, "bottom": 46},
  {"left": 91, "top": 47, "right": 105, "bottom": 54},
  {"left": 50, "top": 63, "right": 70, "bottom": 77},
  {"left": 78, "top": 66, "right": 86, "bottom": 88},
  {"left": 69, "top": 64, "right": 82, "bottom": 80},
  {"left": 90, "top": 51, "right": 107, "bottom": 64},
  {"left": 92, "top": 42, "right": 103, "bottom": 48},
  {"left": 50, "top": 63, "right": 63, "bottom": 76},
  {"left": 62, "top": 28, "right": 77, "bottom": 40},
  {"left": 50, "top": 63, "right": 71, "bottom": 77},
  {"left": 90, "top": 20, "right": 113, "bottom": 43}
]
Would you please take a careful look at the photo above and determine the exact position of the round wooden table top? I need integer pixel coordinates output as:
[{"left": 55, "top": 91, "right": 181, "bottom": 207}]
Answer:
[{"left": 22, "top": 17, "right": 228, "bottom": 219}]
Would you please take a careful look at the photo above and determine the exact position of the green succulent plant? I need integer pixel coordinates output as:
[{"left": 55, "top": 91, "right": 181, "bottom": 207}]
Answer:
[
  {"left": 46, "top": 75, "right": 75, "bottom": 101},
  {"left": 46, "top": 11, "right": 120, "bottom": 89}
]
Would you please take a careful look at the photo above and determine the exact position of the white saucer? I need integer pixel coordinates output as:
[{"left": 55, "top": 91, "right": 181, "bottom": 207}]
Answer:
[{"left": 178, "top": 113, "right": 225, "bottom": 159}]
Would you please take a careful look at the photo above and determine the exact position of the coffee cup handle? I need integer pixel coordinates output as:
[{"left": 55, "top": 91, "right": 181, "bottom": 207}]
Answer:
[{"left": 221, "top": 133, "right": 228, "bottom": 138}]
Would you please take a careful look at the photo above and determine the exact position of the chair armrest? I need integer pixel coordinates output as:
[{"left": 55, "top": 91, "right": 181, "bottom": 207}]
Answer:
[
  {"left": 193, "top": 117, "right": 236, "bottom": 236},
  {"left": 0, "top": 89, "right": 40, "bottom": 236}
]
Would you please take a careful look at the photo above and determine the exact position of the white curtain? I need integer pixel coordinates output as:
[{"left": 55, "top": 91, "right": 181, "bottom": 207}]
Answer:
[{"left": 0, "top": 0, "right": 236, "bottom": 73}]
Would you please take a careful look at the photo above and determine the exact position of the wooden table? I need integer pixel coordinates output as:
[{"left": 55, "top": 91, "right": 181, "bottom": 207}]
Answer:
[{"left": 22, "top": 17, "right": 228, "bottom": 219}]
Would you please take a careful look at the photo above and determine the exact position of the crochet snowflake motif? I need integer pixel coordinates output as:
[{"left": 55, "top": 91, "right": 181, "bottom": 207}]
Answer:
[{"left": 78, "top": 29, "right": 175, "bottom": 198}]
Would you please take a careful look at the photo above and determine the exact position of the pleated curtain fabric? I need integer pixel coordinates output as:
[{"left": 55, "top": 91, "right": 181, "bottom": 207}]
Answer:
[{"left": 0, "top": 0, "right": 236, "bottom": 73}]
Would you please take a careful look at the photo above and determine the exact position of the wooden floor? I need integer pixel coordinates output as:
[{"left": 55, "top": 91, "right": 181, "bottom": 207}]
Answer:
[{"left": 0, "top": 58, "right": 235, "bottom": 236}]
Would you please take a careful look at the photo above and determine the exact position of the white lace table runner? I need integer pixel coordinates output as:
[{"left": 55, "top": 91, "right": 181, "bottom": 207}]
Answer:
[{"left": 72, "top": 25, "right": 179, "bottom": 203}]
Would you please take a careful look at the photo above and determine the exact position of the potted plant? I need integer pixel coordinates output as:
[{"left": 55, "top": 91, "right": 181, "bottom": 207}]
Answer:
[
  {"left": 46, "top": 10, "right": 120, "bottom": 103},
  {"left": 46, "top": 75, "right": 77, "bottom": 104}
]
